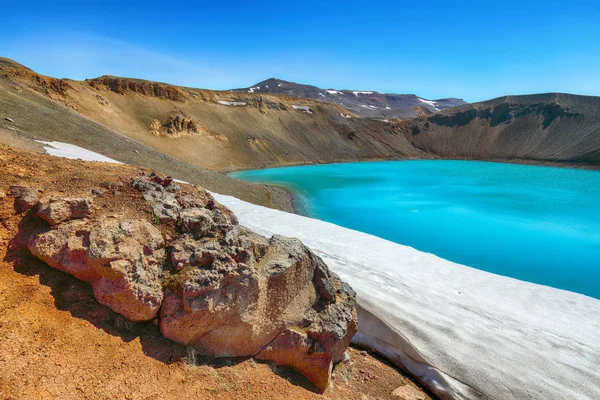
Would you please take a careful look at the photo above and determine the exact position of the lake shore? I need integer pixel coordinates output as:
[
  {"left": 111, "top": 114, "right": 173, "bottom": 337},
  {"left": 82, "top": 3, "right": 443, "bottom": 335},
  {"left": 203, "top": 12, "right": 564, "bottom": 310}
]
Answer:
[
  {"left": 230, "top": 160, "right": 600, "bottom": 299},
  {"left": 229, "top": 156, "right": 600, "bottom": 217},
  {"left": 24, "top": 139, "right": 600, "bottom": 399},
  {"left": 214, "top": 190, "right": 600, "bottom": 400}
]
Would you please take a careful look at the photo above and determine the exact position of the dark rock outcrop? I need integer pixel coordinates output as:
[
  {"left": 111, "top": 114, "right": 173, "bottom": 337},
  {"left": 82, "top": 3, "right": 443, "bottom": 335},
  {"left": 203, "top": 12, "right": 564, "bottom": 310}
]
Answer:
[
  {"left": 9, "top": 186, "right": 39, "bottom": 212},
  {"left": 149, "top": 112, "right": 201, "bottom": 137},
  {"left": 427, "top": 101, "right": 582, "bottom": 129},
  {"left": 26, "top": 174, "right": 357, "bottom": 391},
  {"left": 400, "top": 93, "right": 600, "bottom": 165},
  {"left": 87, "top": 76, "right": 185, "bottom": 102},
  {"left": 165, "top": 112, "right": 198, "bottom": 135}
]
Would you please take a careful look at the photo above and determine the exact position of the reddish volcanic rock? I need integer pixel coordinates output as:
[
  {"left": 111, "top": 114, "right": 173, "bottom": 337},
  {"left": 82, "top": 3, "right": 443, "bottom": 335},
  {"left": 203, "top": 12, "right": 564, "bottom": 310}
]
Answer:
[
  {"left": 26, "top": 173, "right": 357, "bottom": 390},
  {"left": 36, "top": 196, "right": 94, "bottom": 225}
]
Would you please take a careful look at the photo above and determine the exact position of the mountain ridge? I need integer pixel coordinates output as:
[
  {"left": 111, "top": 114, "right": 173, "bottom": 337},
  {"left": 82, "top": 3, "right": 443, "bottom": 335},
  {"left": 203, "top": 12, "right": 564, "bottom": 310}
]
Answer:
[
  {"left": 398, "top": 92, "right": 600, "bottom": 164},
  {"left": 1, "top": 55, "right": 599, "bottom": 198},
  {"left": 233, "top": 77, "right": 467, "bottom": 119},
  {"left": 0, "top": 56, "right": 423, "bottom": 176}
]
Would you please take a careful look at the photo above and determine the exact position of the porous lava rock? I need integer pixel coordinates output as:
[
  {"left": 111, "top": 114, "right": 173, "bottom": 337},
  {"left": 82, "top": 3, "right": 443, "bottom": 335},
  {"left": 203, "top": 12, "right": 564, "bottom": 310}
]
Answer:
[
  {"left": 26, "top": 173, "right": 357, "bottom": 391},
  {"left": 28, "top": 216, "right": 165, "bottom": 322},
  {"left": 9, "top": 185, "right": 39, "bottom": 212},
  {"left": 36, "top": 196, "right": 94, "bottom": 225}
]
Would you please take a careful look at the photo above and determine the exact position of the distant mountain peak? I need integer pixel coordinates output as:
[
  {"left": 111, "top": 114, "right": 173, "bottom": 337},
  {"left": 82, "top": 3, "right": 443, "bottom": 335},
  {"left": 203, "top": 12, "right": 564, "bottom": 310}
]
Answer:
[{"left": 232, "top": 79, "right": 467, "bottom": 119}]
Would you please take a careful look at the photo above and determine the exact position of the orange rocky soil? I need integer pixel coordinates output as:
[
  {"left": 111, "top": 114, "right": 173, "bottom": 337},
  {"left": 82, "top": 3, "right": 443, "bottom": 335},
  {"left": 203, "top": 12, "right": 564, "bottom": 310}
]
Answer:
[{"left": 0, "top": 145, "right": 431, "bottom": 400}]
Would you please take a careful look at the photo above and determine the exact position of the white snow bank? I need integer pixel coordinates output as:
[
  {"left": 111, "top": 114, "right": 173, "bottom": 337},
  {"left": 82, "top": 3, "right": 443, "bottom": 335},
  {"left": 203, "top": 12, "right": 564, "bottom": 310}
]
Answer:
[
  {"left": 353, "top": 91, "right": 374, "bottom": 96},
  {"left": 340, "top": 112, "right": 352, "bottom": 119},
  {"left": 292, "top": 105, "right": 313, "bottom": 114},
  {"left": 417, "top": 98, "right": 437, "bottom": 106},
  {"left": 211, "top": 193, "right": 600, "bottom": 400},
  {"left": 37, "top": 141, "right": 123, "bottom": 163},
  {"left": 418, "top": 98, "right": 441, "bottom": 111},
  {"left": 38, "top": 141, "right": 600, "bottom": 400},
  {"left": 217, "top": 100, "right": 247, "bottom": 106},
  {"left": 325, "top": 89, "right": 342, "bottom": 94}
]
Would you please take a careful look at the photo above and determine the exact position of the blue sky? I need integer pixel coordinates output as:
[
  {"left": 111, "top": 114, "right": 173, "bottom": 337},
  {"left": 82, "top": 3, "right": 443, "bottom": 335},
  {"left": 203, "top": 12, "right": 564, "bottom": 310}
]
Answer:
[{"left": 1, "top": 0, "right": 599, "bottom": 102}]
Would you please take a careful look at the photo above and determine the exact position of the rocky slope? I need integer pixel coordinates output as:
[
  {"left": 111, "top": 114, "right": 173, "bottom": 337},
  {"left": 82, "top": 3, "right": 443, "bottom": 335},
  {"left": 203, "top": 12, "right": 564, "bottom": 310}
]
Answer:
[
  {"left": 0, "top": 58, "right": 296, "bottom": 212},
  {"left": 234, "top": 78, "right": 467, "bottom": 119},
  {"left": 1, "top": 55, "right": 600, "bottom": 196},
  {"left": 0, "top": 145, "right": 432, "bottom": 399},
  {"left": 396, "top": 93, "right": 600, "bottom": 165},
  {"left": 0, "top": 57, "right": 424, "bottom": 174}
]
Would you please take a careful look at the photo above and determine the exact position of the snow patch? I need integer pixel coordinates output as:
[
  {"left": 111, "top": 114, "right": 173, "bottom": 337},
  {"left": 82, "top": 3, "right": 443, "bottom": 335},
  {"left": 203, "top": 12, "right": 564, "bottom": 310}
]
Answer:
[
  {"left": 292, "top": 105, "right": 313, "bottom": 114},
  {"left": 386, "top": 106, "right": 391, "bottom": 110},
  {"left": 37, "top": 141, "right": 123, "bottom": 163},
  {"left": 248, "top": 86, "right": 260, "bottom": 93},
  {"left": 325, "top": 90, "right": 342, "bottom": 95},
  {"left": 353, "top": 91, "right": 373, "bottom": 96},
  {"left": 418, "top": 98, "right": 441, "bottom": 111},
  {"left": 318, "top": 93, "right": 325, "bottom": 97},
  {"left": 340, "top": 112, "right": 352, "bottom": 119},
  {"left": 217, "top": 100, "right": 247, "bottom": 106}
]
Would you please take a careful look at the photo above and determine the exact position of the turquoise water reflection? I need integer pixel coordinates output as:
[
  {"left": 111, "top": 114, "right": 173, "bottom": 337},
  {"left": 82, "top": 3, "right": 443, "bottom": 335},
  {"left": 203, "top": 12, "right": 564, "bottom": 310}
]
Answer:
[{"left": 232, "top": 161, "right": 600, "bottom": 299}]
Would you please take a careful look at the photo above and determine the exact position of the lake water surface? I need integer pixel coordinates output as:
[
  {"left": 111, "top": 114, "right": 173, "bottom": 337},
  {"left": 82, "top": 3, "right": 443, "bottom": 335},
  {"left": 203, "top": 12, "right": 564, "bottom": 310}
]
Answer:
[{"left": 231, "top": 161, "right": 600, "bottom": 299}]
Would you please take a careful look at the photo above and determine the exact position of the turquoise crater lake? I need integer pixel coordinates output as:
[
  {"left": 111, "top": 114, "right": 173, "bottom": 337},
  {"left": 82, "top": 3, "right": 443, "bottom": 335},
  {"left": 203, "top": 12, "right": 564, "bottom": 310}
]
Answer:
[{"left": 231, "top": 161, "right": 600, "bottom": 299}]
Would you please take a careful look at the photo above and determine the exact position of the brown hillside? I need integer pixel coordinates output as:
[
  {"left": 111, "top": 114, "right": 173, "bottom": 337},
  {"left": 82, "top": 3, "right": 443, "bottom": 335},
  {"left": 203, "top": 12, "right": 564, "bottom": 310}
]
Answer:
[
  {"left": 0, "top": 145, "right": 431, "bottom": 400},
  {"left": 0, "top": 59, "right": 294, "bottom": 212},
  {"left": 0, "top": 58, "right": 424, "bottom": 173},
  {"left": 2, "top": 57, "right": 600, "bottom": 176},
  {"left": 400, "top": 93, "right": 600, "bottom": 165}
]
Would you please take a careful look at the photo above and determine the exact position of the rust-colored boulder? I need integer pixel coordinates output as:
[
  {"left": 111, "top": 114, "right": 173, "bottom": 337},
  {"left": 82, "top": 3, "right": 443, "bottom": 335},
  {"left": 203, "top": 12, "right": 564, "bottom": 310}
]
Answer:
[
  {"left": 26, "top": 174, "right": 357, "bottom": 390},
  {"left": 256, "top": 328, "right": 334, "bottom": 392},
  {"left": 391, "top": 385, "right": 428, "bottom": 400},
  {"left": 28, "top": 217, "right": 165, "bottom": 321},
  {"left": 160, "top": 230, "right": 321, "bottom": 357},
  {"left": 9, "top": 185, "right": 38, "bottom": 212},
  {"left": 36, "top": 196, "right": 94, "bottom": 225},
  {"left": 160, "top": 224, "right": 357, "bottom": 390},
  {"left": 256, "top": 267, "right": 357, "bottom": 391}
]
